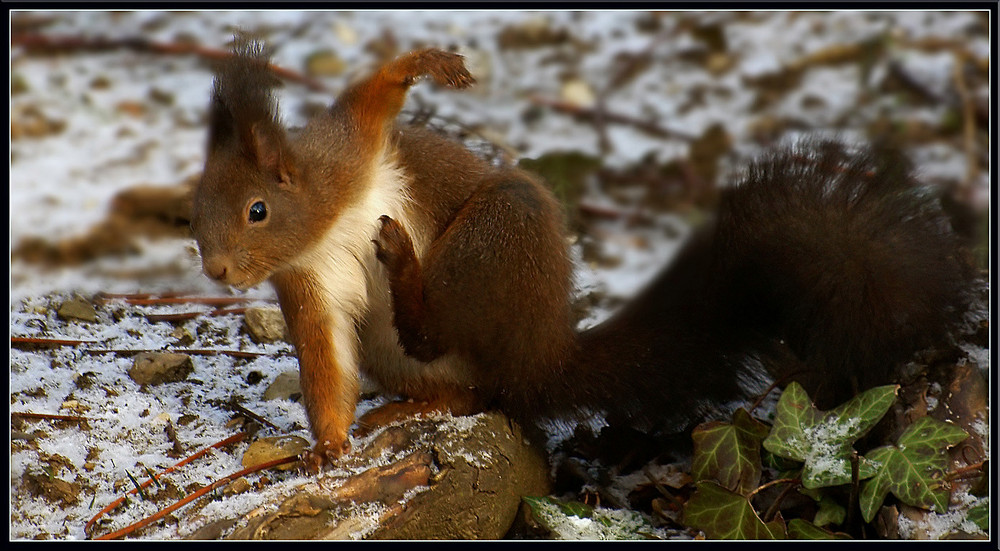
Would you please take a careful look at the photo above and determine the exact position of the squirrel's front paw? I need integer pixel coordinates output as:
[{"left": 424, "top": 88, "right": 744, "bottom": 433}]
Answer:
[
  {"left": 373, "top": 215, "right": 416, "bottom": 274},
  {"left": 300, "top": 439, "right": 351, "bottom": 474}
]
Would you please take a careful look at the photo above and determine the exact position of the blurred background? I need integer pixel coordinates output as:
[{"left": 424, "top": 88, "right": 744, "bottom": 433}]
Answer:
[
  {"left": 8, "top": 11, "right": 992, "bottom": 540},
  {"left": 10, "top": 10, "right": 992, "bottom": 316}
]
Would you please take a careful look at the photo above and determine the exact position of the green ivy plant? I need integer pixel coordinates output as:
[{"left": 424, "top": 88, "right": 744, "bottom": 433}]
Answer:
[
  {"left": 763, "top": 383, "right": 897, "bottom": 489},
  {"left": 859, "top": 416, "right": 969, "bottom": 522},
  {"left": 682, "top": 382, "right": 972, "bottom": 540},
  {"left": 521, "top": 496, "right": 659, "bottom": 540}
]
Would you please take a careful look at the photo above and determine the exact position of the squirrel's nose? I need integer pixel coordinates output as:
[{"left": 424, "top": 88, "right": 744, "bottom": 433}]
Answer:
[{"left": 203, "top": 257, "right": 231, "bottom": 282}]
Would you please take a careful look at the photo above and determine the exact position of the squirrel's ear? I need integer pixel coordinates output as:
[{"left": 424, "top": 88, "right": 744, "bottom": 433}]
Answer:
[{"left": 248, "top": 122, "right": 295, "bottom": 188}]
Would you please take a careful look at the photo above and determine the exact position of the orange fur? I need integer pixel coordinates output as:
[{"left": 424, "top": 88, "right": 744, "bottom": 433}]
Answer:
[
  {"left": 334, "top": 49, "right": 475, "bottom": 150},
  {"left": 271, "top": 269, "right": 356, "bottom": 466}
]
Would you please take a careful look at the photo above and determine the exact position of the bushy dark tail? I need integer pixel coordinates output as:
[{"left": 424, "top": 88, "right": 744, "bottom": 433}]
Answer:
[{"left": 561, "top": 141, "right": 977, "bottom": 432}]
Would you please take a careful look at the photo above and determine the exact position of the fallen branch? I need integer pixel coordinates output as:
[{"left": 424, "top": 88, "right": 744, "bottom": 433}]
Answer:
[
  {"left": 946, "top": 460, "right": 986, "bottom": 481},
  {"left": 528, "top": 95, "right": 697, "bottom": 141},
  {"left": 11, "top": 411, "right": 90, "bottom": 423},
  {"left": 12, "top": 336, "right": 269, "bottom": 360},
  {"left": 11, "top": 33, "right": 328, "bottom": 92},
  {"left": 321, "top": 451, "right": 432, "bottom": 504},
  {"left": 94, "top": 291, "right": 187, "bottom": 301},
  {"left": 11, "top": 336, "right": 97, "bottom": 348},
  {"left": 229, "top": 402, "right": 280, "bottom": 431},
  {"left": 114, "top": 297, "right": 270, "bottom": 307},
  {"left": 92, "top": 454, "right": 297, "bottom": 540},
  {"left": 745, "top": 477, "right": 799, "bottom": 502},
  {"left": 84, "top": 348, "right": 268, "bottom": 359},
  {"left": 146, "top": 307, "right": 248, "bottom": 323},
  {"left": 85, "top": 431, "right": 251, "bottom": 537},
  {"left": 951, "top": 51, "right": 978, "bottom": 192}
]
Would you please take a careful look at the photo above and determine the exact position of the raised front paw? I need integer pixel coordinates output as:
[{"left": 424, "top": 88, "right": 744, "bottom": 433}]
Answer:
[
  {"left": 299, "top": 438, "right": 352, "bottom": 474},
  {"left": 373, "top": 215, "right": 416, "bottom": 274}
]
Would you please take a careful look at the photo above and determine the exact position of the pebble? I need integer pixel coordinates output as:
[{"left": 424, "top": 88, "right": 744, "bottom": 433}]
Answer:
[
  {"left": 244, "top": 307, "right": 289, "bottom": 344},
  {"left": 57, "top": 296, "right": 98, "bottom": 323},
  {"left": 242, "top": 435, "right": 309, "bottom": 471},
  {"left": 128, "top": 352, "right": 193, "bottom": 386},
  {"left": 263, "top": 371, "right": 301, "bottom": 401}
]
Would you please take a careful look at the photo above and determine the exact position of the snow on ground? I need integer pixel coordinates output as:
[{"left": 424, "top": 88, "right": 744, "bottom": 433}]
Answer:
[{"left": 9, "top": 9, "right": 991, "bottom": 540}]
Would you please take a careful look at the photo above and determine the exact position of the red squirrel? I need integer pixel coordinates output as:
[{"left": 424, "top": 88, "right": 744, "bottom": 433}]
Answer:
[{"left": 190, "top": 38, "right": 977, "bottom": 471}]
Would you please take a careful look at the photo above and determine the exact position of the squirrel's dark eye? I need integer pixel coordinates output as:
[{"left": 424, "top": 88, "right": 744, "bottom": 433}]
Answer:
[{"left": 248, "top": 201, "right": 267, "bottom": 223}]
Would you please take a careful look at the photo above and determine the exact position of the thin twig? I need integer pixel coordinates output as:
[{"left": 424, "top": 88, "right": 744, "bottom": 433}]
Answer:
[
  {"left": 12, "top": 411, "right": 90, "bottom": 423},
  {"left": 762, "top": 481, "right": 799, "bottom": 522},
  {"left": 641, "top": 464, "right": 685, "bottom": 508},
  {"left": 11, "top": 336, "right": 97, "bottom": 347},
  {"left": 92, "top": 454, "right": 296, "bottom": 540},
  {"left": 229, "top": 402, "right": 280, "bottom": 431},
  {"left": 118, "top": 297, "right": 268, "bottom": 307},
  {"left": 745, "top": 477, "right": 799, "bottom": 502},
  {"left": 146, "top": 307, "right": 248, "bottom": 323},
  {"left": 946, "top": 460, "right": 986, "bottom": 481},
  {"left": 94, "top": 291, "right": 187, "bottom": 301},
  {"left": 529, "top": 95, "right": 697, "bottom": 141},
  {"left": 846, "top": 451, "right": 860, "bottom": 533},
  {"left": 951, "top": 50, "right": 978, "bottom": 193},
  {"left": 10, "top": 33, "right": 328, "bottom": 92},
  {"left": 13, "top": 338, "right": 267, "bottom": 359},
  {"left": 84, "top": 431, "right": 250, "bottom": 537},
  {"left": 83, "top": 348, "right": 267, "bottom": 359}
]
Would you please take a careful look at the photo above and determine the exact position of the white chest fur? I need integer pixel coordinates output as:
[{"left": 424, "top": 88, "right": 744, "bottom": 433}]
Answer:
[{"left": 290, "top": 149, "right": 471, "bottom": 400}]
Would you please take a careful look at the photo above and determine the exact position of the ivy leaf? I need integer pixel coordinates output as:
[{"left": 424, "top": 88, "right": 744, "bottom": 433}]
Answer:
[
  {"left": 522, "top": 496, "right": 657, "bottom": 540},
  {"left": 813, "top": 495, "right": 846, "bottom": 527},
  {"left": 761, "top": 448, "right": 802, "bottom": 475},
  {"left": 692, "top": 408, "right": 770, "bottom": 495},
  {"left": 858, "top": 416, "right": 969, "bottom": 522},
  {"left": 967, "top": 500, "right": 989, "bottom": 532},
  {"left": 763, "top": 382, "right": 898, "bottom": 489},
  {"left": 787, "top": 519, "right": 851, "bottom": 539},
  {"left": 683, "top": 481, "right": 786, "bottom": 539}
]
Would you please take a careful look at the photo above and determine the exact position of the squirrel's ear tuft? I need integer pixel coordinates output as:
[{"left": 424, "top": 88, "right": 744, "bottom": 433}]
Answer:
[
  {"left": 206, "top": 33, "right": 283, "bottom": 159},
  {"left": 231, "top": 31, "right": 273, "bottom": 63}
]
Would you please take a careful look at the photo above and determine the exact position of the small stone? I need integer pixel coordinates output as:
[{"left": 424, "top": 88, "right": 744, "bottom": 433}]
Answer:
[
  {"left": 10, "top": 104, "right": 67, "bottom": 140},
  {"left": 22, "top": 472, "right": 80, "bottom": 506},
  {"left": 148, "top": 87, "right": 174, "bottom": 106},
  {"left": 170, "top": 326, "right": 195, "bottom": 346},
  {"left": 11, "top": 73, "right": 29, "bottom": 95},
  {"left": 57, "top": 296, "right": 98, "bottom": 323},
  {"left": 263, "top": 371, "right": 301, "bottom": 402},
  {"left": 242, "top": 435, "right": 309, "bottom": 471},
  {"left": 116, "top": 100, "right": 146, "bottom": 117},
  {"left": 223, "top": 477, "right": 252, "bottom": 496},
  {"left": 89, "top": 75, "right": 112, "bottom": 89},
  {"left": 244, "top": 307, "right": 289, "bottom": 344},
  {"left": 305, "top": 50, "right": 347, "bottom": 77},
  {"left": 560, "top": 77, "right": 596, "bottom": 108},
  {"left": 706, "top": 52, "right": 734, "bottom": 75},
  {"left": 128, "top": 353, "right": 194, "bottom": 386},
  {"left": 333, "top": 21, "right": 358, "bottom": 45}
]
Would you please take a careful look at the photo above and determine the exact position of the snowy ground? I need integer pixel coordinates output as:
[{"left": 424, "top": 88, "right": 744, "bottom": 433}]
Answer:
[{"left": 9, "top": 9, "right": 991, "bottom": 540}]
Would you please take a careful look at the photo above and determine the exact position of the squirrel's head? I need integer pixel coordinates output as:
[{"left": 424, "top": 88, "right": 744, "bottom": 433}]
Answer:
[
  {"left": 190, "top": 36, "right": 319, "bottom": 289},
  {"left": 191, "top": 36, "right": 475, "bottom": 289}
]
